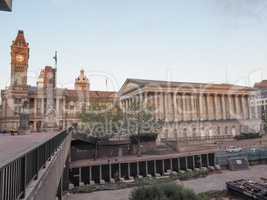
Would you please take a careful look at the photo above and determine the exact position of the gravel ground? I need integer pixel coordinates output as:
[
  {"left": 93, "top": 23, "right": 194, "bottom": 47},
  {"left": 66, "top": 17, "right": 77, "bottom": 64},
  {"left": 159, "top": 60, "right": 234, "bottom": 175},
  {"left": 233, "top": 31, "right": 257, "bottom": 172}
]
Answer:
[{"left": 64, "top": 165, "right": 267, "bottom": 200}]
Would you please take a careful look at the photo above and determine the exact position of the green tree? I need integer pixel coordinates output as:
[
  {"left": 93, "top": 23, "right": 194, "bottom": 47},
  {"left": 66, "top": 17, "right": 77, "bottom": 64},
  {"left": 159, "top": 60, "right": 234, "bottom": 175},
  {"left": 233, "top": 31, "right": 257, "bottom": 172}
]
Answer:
[
  {"left": 126, "top": 101, "right": 163, "bottom": 156},
  {"left": 80, "top": 102, "right": 124, "bottom": 137}
]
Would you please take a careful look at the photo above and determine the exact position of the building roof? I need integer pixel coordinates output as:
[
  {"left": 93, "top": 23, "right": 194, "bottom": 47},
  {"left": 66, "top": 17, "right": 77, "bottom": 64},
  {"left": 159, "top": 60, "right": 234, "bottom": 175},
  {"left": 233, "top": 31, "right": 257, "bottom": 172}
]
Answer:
[
  {"left": 12, "top": 30, "right": 28, "bottom": 47},
  {"left": 119, "top": 78, "right": 255, "bottom": 95},
  {"left": 254, "top": 80, "right": 267, "bottom": 89}
]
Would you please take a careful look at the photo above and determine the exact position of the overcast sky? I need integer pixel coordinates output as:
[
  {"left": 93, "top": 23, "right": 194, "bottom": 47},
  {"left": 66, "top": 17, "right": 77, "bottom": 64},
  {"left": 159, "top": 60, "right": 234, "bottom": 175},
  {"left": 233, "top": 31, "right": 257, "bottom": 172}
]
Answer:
[{"left": 1, "top": 0, "right": 267, "bottom": 91}]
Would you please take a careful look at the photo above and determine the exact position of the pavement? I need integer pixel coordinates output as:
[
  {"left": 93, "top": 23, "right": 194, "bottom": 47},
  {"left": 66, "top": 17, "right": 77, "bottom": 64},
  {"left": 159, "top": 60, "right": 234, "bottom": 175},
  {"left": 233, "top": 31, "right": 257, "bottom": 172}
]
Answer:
[
  {"left": 64, "top": 165, "right": 267, "bottom": 200},
  {"left": 0, "top": 132, "right": 57, "bottom": 168}
]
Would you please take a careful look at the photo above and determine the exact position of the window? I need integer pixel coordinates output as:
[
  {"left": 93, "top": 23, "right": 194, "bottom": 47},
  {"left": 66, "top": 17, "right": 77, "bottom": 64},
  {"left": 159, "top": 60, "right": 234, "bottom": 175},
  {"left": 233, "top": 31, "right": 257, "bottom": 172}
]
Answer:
[{"left": 183, "top": 128, "right": 187, "bottom": 138}]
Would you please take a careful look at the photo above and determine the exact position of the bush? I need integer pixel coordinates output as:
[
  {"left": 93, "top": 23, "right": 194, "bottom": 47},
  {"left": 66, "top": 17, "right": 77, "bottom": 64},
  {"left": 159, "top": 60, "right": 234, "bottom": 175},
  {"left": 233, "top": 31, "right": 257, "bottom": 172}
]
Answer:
[
  {"left": 235, "top": 132, "right": 262, "bottom": 140},
  {"left": 129, "top": 183, "right": 201, "bottom": 200},
  {"left": 130, "top": 132, "right": 158, "bottom": 144}
]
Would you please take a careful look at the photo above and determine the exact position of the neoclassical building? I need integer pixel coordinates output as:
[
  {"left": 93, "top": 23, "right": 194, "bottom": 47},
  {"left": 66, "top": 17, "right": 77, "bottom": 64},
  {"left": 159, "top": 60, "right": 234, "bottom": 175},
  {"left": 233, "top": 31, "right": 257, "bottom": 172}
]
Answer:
[
  {"left": 0, "top": 31, "right": 117, "bottom": 132},
  {"left": 119, "top": 79, "right": 262, "bottom": 140}
]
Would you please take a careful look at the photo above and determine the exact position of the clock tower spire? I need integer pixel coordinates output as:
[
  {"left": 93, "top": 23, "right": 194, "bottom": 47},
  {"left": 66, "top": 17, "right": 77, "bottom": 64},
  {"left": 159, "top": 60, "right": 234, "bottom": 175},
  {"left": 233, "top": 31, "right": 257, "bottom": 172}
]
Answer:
[{"left": 10, "top": 30, "right": 29, "bottom": 89}]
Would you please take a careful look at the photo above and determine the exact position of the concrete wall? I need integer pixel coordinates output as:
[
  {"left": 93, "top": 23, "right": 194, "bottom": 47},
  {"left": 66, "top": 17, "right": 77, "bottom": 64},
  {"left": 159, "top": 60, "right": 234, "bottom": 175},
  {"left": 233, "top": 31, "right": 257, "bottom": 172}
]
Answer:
[{"left": 23, "top": 132, "right": 72, "bottom": 200}]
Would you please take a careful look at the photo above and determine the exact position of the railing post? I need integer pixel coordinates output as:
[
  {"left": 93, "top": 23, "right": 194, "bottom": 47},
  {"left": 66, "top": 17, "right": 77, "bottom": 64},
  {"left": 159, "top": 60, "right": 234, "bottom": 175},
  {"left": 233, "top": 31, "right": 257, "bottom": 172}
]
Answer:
[
  {"left": 35, "top": 149, "right": 39, "bottom": 180},
  {"left": 0, "top": 170, "right": 3, "bottom": 200},
  {"left": 20, "top": 156, "right": 27, "bottom": 199}
]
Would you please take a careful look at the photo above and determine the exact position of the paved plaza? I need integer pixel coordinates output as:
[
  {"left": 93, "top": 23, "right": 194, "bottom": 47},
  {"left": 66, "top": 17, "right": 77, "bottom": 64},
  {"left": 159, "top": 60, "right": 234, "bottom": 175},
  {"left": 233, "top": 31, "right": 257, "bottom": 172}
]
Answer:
[
  {"left": 64, "top": 165, "right": 267, "bottom": 200},
  {"left": 0, "top": 132, "right": 57, "bottom": 166}
]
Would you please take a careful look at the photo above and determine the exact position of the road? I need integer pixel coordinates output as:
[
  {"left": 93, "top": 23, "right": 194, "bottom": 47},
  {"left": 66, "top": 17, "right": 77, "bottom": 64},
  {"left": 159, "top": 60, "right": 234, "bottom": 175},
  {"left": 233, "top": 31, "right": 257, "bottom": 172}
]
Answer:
[{"left": 64, "top": 165, "right": 267, "bottom": 200}]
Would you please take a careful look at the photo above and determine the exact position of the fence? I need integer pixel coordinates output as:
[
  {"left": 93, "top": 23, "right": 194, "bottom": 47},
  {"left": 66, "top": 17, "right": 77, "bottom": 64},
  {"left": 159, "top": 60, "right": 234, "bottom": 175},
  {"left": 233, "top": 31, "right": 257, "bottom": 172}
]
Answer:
[{"left": 0, "top": 128, "right": 71, "bottom": 200}]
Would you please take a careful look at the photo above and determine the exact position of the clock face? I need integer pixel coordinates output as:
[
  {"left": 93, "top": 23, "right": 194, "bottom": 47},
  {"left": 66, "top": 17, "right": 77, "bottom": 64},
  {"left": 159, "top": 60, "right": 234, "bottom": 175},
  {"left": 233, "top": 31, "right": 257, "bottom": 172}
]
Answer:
[{"left": 16, "top": 54, "right": 24, "bottom": 62}]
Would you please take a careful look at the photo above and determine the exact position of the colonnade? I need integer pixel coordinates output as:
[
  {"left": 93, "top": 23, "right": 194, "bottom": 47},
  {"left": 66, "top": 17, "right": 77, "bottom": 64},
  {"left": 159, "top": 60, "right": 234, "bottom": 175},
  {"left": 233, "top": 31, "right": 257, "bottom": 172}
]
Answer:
[{"left": 121, "top": 92, "right": 259, "bottom": 122}]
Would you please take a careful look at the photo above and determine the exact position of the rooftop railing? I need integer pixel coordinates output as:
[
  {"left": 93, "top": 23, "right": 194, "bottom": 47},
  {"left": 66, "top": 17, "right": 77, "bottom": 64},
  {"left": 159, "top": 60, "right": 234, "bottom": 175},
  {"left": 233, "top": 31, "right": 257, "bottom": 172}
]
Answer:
[{"left": 0, "top": 127, "right": 72, "bottom": 200}]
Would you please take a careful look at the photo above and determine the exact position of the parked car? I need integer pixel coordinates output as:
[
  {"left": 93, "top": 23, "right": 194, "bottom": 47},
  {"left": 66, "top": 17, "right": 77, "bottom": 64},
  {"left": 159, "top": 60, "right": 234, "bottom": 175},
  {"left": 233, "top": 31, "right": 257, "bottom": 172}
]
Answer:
[{"left": 226, "top": 146, "right": 242, "bottom": 153}]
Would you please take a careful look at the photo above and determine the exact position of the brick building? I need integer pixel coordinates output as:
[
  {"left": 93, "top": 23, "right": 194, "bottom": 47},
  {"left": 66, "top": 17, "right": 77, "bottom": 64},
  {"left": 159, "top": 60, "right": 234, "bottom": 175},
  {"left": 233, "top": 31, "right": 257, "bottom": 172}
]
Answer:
[{"left": 0, "top": 31, "right": 117, "bottom": 132}]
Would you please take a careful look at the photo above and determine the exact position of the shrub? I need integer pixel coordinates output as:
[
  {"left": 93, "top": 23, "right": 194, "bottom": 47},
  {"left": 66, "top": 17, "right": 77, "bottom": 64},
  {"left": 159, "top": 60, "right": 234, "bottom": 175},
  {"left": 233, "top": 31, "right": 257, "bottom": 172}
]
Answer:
[
  {"left": 129, "top": 183, "right": 201, "bottom": 200},
  {"left": 235, "top": 132, "right": 262, "bottom": 140},
  {"left": 129, "top": 185, "right": 167, "bottom": 200}
]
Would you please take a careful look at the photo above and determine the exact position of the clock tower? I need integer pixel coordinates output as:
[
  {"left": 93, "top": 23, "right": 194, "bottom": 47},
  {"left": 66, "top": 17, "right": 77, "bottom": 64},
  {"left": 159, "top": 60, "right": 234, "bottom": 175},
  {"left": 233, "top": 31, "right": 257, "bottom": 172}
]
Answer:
[{"left": 10, "top": 30, "right": 29, "bottom": 89}]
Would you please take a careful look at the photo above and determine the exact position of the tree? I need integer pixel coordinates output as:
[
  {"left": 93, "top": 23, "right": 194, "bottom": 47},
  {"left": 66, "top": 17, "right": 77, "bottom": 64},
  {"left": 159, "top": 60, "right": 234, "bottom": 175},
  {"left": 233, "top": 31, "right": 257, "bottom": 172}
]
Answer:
[
  {"left": 80, "top": 102, "right": 124, "bottom": 137},
  {"left": 126, "top": 101, "right": 163, "bottom": 156}
]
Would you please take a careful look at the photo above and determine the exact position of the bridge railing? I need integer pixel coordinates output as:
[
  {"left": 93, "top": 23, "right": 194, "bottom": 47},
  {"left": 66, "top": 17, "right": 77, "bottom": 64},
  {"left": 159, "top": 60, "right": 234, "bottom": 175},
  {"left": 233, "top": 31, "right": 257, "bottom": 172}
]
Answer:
[{"left": 0, "top": 127, "right": 72, "bottom": 200}]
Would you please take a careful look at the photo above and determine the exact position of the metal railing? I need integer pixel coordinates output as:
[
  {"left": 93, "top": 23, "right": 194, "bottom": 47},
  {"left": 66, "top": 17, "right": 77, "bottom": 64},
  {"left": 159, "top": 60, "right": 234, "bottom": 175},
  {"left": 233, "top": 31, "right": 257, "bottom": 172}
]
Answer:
[{"left": 0, "top": 128, "right": 72, "bottom": 200}]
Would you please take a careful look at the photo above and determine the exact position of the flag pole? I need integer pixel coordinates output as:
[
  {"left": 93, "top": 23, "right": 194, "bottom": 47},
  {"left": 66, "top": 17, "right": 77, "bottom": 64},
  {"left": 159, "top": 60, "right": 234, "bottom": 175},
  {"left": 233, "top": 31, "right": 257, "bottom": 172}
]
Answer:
[{"left": 53, "top": 51, "right": 58, "bottom": 88}]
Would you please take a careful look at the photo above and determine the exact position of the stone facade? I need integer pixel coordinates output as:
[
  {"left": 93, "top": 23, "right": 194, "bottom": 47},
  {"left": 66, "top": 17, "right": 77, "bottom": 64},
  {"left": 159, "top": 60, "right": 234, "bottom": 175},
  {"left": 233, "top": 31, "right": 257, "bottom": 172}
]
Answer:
[
  {"left": 119, "top": 79, "right": 262, "bottom": 140},
  {"left": 0, "top": 31, "right": 117, "bottom": 132},
  {"left": 254, "top": 80, "right": 267, "bottom": 131}
]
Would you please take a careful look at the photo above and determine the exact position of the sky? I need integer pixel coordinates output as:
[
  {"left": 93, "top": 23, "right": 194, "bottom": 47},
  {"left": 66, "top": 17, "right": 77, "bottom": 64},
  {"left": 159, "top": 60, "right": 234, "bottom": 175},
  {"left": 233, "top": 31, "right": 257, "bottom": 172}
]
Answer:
[{"left": 1, "top": 0, "right": 267, "bottom": 91}]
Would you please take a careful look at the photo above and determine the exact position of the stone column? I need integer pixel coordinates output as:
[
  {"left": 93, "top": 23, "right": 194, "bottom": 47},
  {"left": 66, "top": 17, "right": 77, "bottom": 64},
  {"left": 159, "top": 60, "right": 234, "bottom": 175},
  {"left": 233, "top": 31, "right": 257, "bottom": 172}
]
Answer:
[
  {"left": 177, "top": 94, "right": 182, "bottom": 121},
  {"left": 170, "top": 159, "right": 173, "bottom": 171},
  {"left": 231, "top": 95, "right": 235, "bottom": 119},
  {"left": 162, "top": 160, "right": 165, "bottom": 173},
  {"left": 109, "top": 164, "right": 112, "bottom": 181},
  {"left": 221, "top": 95, "right": 226, "bottom": 120},
  {"left": 137, "top": 162, "right": 140, "bottom": 176},
  {"left": 235, "top": 95, "right": 240, "bottom": 119},
  {"left": 160, "top": 92, "right": 164, "bottom": 120},
  {"left": 99, "top": 165, "right": 102, "bottom": 181},
  {"left": 145, "top": 161, "right": 148, "bottom": 176},
  {"left": 199, "top": 94, "right": 204, "bottom": 121},
  {"left": 177, "top": 158, "right": 180, "bottom": 171},
  {"left": 154, "top": 92, "right": 158, "bottom": 120},
  {"left": 164, "top": 93, "right": 169, "bottom": 122},
  {"left": 199, "top": 155, "right": 202, "bottom": 168},
  {"left": 144, "top": 92, "right": 148, "bottom": 110},
  {"left": 89, "top": 166, "right": 92, "bottom": 182},
  {"left": 185, "top": 157, "right": 188, "bottom": 170},
  {"left": 204, "top": 94, "right": 208, "bottom": 121},
  {"left": 118, "top": 163, "right": 121, "bottom": 179},
  {"left": 154, "top": 160, "right": 157, "bottom": 175},
  {"left": 206, "top": 94, "right": 212, "bottom": 120},
  {"left": 214, "top": 94, "right": 219, "bottom": 120},
  {"left": 168, "top": 93, "right": 173, "bottom": 121},
  {"left": 182, "top": 94, "right": 186, "bottom": 121},
  {"left": 246, "top": 96, "right": 251, "bottom": 119},
  {"left": 241, "top": 95, "right": 247, "bottom": 120},
  {"left": 128, "top": 163, "right": 131, "bottom": 178},
  {"left": 173, "top": 92, "right": 178, "bottom": 122},
  {"left": 191, "top": 94, "right": 195, "bottom": 121}
]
